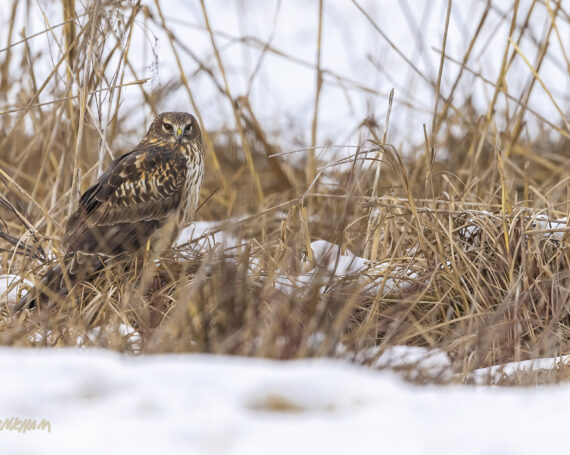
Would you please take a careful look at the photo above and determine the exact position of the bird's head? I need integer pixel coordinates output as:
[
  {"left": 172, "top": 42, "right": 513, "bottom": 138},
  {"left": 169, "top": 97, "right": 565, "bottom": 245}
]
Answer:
[{"left": 142, "top": 112, "right": 202, "bottom": 151}]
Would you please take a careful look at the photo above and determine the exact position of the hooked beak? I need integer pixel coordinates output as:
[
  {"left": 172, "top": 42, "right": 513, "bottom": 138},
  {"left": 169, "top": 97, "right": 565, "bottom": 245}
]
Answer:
[{"left": 175, "top": 127, "right": 183, "bottom": 144}]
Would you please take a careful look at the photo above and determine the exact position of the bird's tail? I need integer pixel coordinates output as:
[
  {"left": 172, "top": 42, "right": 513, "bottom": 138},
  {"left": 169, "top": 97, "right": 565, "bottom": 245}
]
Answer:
[
  {"left": 13, "top": 263, "right": 69, "bottom": 313},
  {"left": 13, "top": 253, "right": 105, "bottom": 313}
]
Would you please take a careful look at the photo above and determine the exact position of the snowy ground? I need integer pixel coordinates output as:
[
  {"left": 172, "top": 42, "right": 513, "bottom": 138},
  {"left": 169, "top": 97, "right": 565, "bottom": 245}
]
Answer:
[{"left": 1, "top": 347, "right": 570, "bottom": 454}]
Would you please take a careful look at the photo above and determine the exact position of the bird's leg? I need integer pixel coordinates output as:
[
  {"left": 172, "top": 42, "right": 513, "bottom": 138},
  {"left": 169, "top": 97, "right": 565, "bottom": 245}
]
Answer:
[
  {"left": 144, "top": 237, "right": 152, "bottom": 265},
  {"left": 137, "top": 238, "right": 155, "bottom": 294},
  {"left": 136, "top": 219, "right": 178, "bottom": 299}
]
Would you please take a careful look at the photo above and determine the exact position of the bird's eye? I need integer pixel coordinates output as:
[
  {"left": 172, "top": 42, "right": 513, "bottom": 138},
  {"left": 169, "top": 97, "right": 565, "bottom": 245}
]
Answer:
[
  {"left": 162, "top": 122, "right": 173, "bottom": 131},
  {"left": 184, "top": 124, "right": 192, "bottom": 134}
]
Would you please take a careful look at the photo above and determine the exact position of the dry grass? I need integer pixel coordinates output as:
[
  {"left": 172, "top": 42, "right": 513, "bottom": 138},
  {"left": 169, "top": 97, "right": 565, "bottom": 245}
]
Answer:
[{"left": 1, "top": 0, "right": 570, "bottom": 386}]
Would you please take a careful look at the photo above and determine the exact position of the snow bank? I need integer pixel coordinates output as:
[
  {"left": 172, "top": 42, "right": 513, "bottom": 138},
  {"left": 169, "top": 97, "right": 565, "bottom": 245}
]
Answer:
[
  {"left": 174, "top": 226, "right": 418, "bottom": 297},
  {"left": 276, "top": 239, "right": 418, "bottom": 296},
  {"left": 470, "top": 355, "right": 570, "bottom": 385},
  {"left": 2, "top": 348, "right": 570, "bottom": 454},
  {"left": 368, "top": 345, "right": 452, "bottom": 381}
]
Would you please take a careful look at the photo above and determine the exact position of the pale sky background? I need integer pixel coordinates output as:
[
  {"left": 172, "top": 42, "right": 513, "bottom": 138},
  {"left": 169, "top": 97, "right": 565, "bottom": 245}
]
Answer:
[{"left": 1, "top": 0, "right": 568, "bottom": 162}]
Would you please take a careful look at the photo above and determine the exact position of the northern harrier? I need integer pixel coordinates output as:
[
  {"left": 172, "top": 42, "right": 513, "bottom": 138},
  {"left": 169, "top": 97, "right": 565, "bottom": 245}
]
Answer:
[{"left": 16, "top": 111, "right": 204, "bottom": 311}]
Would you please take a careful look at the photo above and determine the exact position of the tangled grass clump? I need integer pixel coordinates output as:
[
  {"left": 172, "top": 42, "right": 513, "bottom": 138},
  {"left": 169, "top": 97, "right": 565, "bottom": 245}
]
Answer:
[{"left": 1, "top": 0, "right": 570, "bottom": 386}]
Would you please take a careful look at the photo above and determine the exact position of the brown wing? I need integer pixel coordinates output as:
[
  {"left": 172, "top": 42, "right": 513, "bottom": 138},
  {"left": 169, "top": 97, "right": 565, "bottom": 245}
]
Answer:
[{"left": 64, "top": 146, "right": 188, "bottom": 256}]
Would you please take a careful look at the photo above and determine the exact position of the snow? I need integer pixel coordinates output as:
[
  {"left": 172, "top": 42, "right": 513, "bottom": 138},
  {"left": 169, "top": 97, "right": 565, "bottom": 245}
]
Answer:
[
  {"left": 310, "top": 239, "right": 368, "bottom": 275},
  {"left": 369, "top": 345, "right": 453, "bottom": 380},
  {"left": 0, "top": 274, "right": 32, "bottom": 304},
  {"left": 273, "top": 239, "right": 418, "bottom": 296},
  {"left": 470, "top": 356, "right": 570, "bottom": 385},
  {"left": 75, "top": 324, "right": 143, "bottom": 352},
  {"left": 174, "top": 228, "right": 418, "bottom": 297},
  {"left": 530, "top": 216, "right": 567, "bottom": 240},
  {"left": 459, "top": 213, "right": 568, "bottom": 244},
  {"left": 176, "top": 220, "right": 238, "bottom": 251},
  {"left": 1, "top": 347, "right": 570, "bottom": 454}
]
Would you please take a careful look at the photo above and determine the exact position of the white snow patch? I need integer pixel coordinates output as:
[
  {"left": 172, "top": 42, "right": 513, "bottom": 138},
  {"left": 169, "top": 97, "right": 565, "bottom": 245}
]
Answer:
[
  {"left": 176, "top": 221, "right": 238, "bottom": 251},
  {"left": 459, "top": 213, "right": 568, "bottom": 244},
  {"left": 2, "top": 348, "right": 570, "bottom": 454},
  {"left": 344, "top": 344, "right": 453, "bottom": 382},
  {"left": 310, "top": 239, "right": 368, "bottom": 275},
  {"left": 75, "top": 324, "right": 142, "bottom": 353},
  {"left": 372, "top": 345, "right": 452, "bottom": 378},
  {"left": 0, "top": 274, "right": 32, "bottom": 304},
  {"left": 470, "top": 356, "right": 570, "bottom": 385},
  {"left": 530, "top": 216, "right": 567, "bottom": 240},
  {"left": 275, "top": 240, "right": 418, "bottom": 297}
]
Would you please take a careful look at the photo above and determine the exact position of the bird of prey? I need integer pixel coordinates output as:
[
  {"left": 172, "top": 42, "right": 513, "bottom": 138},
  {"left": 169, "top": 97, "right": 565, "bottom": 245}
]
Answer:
[{"left": 16, "top": 111, "right": 204, "bottom": 311}]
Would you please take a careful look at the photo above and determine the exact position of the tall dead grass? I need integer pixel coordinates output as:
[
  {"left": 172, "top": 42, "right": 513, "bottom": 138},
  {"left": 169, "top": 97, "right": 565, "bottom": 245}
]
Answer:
[{"left": 0, "top": 0, "right": 570, "bottom": 386}]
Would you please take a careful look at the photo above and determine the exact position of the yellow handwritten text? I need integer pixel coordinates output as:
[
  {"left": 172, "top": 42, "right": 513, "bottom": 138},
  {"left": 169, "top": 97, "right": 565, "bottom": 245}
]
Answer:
[{"left": 0, "top": 417, "right": 51, "bottom": 433}]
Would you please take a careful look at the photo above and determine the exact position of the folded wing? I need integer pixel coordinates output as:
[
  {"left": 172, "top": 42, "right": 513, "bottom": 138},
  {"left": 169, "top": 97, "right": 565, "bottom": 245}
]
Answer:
[{"left": 64, "top": 146, "right": 188, "bottom": 256}]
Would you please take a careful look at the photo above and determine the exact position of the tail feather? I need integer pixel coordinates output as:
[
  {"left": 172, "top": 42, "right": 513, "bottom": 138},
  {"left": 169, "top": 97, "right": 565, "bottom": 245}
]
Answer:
[
  {"left": 13, "top": 253, "right": 106, "bottom": 313},
  {"left": 13, "top": 264, "right": 69, "bottom": 313}
]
